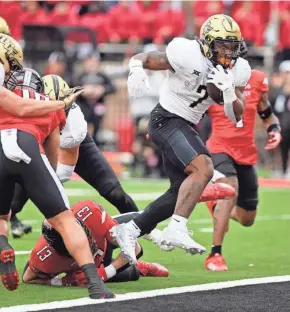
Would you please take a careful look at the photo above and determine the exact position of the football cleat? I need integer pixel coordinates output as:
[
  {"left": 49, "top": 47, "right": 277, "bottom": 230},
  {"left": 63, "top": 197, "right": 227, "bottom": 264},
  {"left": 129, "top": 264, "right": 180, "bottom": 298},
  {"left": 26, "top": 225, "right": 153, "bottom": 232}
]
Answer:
[
  {"left": 205, "top": 253, "right": 228, "bottom": 272},
  {"left": 0, "top": 247, "right": 19, "bottom": 291},
  {"left": 199, "top": 183, "right": 236, "bottom": 203},
  {"left": 142, "top": 228, "right": 175, "bottom": 252},
  {"left": 11, "top": 217, "right": 32, "bottom": 239},
  {"left": 137, "top": 260, "right": 169, "bottom": 277},
  {"left": 110, "top": 224, "right": 137, "bottom": 265},
  {"left": 161, "top": 227, "right": 206, "bottom": 255}
]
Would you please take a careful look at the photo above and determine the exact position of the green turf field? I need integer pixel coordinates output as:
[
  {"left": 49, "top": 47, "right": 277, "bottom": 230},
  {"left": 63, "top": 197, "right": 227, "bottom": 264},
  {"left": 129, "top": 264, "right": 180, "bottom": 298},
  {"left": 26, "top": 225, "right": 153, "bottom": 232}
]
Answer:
[{"left": 1, "top": 179, "right": 290, "bottom": 308}]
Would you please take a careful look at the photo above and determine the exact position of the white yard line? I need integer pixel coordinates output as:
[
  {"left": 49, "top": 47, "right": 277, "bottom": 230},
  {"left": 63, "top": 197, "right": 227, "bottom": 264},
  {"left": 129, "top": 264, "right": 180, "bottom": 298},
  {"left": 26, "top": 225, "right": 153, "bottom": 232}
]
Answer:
[{"left": 1, "top": 275, "right": 290, "bottom": 312}]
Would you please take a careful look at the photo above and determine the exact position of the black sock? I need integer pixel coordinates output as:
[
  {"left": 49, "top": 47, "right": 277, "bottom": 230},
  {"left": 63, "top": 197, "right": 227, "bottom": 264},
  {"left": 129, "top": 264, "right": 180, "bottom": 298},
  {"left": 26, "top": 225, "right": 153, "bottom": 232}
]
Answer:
[
  {"left": 81, "top": 263, "right": 114, "bottom": 299},
  {"left": 211, "top": 245, "right": 222, "bottom": 255},
  {"left": 10, "top": 216, "right": 18, "bottom": 223},
  {"left": 0, "top": 235, "right": 9, "bottom": 250}
]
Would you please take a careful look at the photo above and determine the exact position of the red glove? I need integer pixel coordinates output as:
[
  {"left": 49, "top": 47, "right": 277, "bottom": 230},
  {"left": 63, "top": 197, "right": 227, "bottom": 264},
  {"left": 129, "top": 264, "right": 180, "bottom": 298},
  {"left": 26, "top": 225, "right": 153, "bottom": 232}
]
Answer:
[
  {"left": 265, "top": 131, "right": 282, "bottom": 151},
  {"left": 61, "top": 270, "right": 88, "bottom": 287},
  {"left": 97, "top": 264, "right": 108, "bottom": 282}
]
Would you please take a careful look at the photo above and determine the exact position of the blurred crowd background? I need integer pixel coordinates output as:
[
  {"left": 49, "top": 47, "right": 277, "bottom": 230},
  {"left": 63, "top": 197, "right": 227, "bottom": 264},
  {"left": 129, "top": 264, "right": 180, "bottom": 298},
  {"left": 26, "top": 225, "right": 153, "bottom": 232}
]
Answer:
[{"left": 1, "top": 0, "right": 290, "bottom": 179}]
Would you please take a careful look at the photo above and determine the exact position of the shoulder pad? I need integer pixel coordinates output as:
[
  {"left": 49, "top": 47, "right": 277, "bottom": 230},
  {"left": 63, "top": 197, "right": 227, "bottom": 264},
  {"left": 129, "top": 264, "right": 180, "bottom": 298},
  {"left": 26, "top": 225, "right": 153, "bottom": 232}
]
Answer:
[
  {"left": 0, "top": 63, "right": 4, "bottom": 86},
  {"left": 233, "top": 58, "right": 251, "bottom": 87},
  {"left": 166, "top": 37, "right": 202, "bottom": 73}
]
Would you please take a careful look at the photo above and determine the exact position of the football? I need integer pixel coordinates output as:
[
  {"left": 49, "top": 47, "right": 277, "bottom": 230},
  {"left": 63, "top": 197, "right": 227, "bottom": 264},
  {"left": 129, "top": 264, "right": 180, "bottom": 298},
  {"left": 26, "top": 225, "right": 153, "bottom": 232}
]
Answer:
[{"left": 206, "top": 82, "right": 224, "bottom": 105}]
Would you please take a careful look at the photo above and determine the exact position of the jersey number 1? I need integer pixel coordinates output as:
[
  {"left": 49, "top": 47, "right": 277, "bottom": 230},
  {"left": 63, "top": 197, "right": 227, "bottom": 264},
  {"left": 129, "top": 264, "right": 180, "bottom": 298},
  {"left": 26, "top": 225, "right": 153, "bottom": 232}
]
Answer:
[{"left": 190, "top": 85, "right": 209, "bottom": 108}]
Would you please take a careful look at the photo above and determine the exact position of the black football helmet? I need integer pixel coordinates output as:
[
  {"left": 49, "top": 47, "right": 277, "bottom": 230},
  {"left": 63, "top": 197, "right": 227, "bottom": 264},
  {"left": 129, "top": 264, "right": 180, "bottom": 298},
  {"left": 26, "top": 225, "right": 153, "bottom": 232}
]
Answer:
[{"left": 5, "top": 67, "right": 44, "bottom": 93}]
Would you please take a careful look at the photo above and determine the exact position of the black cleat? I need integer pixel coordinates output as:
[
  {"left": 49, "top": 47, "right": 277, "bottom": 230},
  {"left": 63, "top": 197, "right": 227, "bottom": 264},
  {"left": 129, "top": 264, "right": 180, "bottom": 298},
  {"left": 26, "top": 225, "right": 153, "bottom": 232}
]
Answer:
[{"left": 11, "top": 216, "right": 32, "bottom": 239}]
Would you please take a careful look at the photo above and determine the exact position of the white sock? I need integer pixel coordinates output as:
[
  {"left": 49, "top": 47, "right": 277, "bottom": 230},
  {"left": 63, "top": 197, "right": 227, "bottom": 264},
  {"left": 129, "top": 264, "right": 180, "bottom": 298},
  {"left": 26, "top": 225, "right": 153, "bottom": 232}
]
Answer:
[
  {"left": 168, "top": 214, "right": 188, "bottom": 231},
  {"left": 126, "top": 220, "right": 141, "bottom": 238},
  {"left": 104, "top": 264, "right": 117, "bottom": 279}
]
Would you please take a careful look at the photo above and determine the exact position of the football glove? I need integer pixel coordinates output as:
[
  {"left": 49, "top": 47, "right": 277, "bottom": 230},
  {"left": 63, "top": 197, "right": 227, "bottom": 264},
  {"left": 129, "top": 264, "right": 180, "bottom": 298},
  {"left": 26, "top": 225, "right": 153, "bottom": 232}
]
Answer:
[
  {"left": 207, "top": 65, "right": 235, "bottom": 93},
  {"left": 61, "top": 270, "right": 88, "bottom": 287},
  {"left": 97, "top": 264, "right": 108, "bottom": 282},
  {"left": 127, "top": 59, "right": 150, "bottom": 98},
  {"left": 265, "top": 131, "right": 282, "bottom": 151},
  {"left": 60, "top": 87, "right": 84, "bottom": 112}
]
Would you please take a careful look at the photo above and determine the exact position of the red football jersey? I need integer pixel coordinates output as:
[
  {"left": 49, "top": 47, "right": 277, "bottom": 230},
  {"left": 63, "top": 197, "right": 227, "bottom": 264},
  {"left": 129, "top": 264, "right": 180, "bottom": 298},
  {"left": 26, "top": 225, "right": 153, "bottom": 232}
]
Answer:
[
  {"left": 0, "top": 88, "right": 66, "bottom": 154},
  {"left": 207, "top": 70, "right": 269, "bottom": 165},
  {"left": 28, "top": 200, "right": 118, "bottom": 279}
]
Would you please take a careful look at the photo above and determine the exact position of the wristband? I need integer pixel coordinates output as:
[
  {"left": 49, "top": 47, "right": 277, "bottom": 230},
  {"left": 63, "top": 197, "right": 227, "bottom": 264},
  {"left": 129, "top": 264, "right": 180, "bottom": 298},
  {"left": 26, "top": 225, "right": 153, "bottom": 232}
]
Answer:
[
  {"left": 267, "top": 124, "right": 281, "bottom": 133},
  {"left": 104, "top": 264, "right": 117, "bottom": 279},
  {"left": 223, "top": 87, "right": 237, "bottom": 105}
]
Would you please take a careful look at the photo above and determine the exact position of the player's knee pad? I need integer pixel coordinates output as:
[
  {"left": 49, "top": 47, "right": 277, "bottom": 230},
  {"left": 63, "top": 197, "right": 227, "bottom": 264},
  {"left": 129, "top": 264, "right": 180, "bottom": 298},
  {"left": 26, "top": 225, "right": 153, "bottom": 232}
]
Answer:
[
  {"left": 106, "top": 185, "right": 139, "bottom": 213},
  {"left": 236, "top": 198, "right": 258, "bottom": 227},
  {"left": 237, "top": 198, "right": 258, "bottom": 213},
  {"left": 56, "top": 164, "right": 75, "bottom": 183}
]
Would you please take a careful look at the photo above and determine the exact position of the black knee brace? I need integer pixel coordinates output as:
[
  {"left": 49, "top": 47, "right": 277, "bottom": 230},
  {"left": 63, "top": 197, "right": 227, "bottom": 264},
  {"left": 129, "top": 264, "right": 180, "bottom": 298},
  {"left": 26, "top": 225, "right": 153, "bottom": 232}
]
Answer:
[{"left": 105, "top": 185, "right": 139, "bottom": 214}]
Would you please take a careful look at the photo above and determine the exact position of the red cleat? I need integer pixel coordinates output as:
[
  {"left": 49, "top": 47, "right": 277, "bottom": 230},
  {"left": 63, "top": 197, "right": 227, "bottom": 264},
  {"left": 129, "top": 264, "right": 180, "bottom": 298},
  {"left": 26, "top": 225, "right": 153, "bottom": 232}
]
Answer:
[
  {"left": 137, "top": 260, "right": 169, "bottom": 277},
  {"left": 199, "top": 183, "right": 236, "bottom": 203},
  {"left": 205, "top": 253, "right": 228, "bottom": 272},
  {"left": 0, "top": 248, "right": 19, "bottom": 291}
]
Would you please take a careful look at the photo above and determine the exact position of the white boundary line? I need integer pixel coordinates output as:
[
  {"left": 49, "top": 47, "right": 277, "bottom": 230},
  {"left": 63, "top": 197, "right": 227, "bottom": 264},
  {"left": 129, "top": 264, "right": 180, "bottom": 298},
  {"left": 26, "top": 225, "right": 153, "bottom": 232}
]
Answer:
[{"left": 1, "top": 275, "right": 290, "bottom": 312}]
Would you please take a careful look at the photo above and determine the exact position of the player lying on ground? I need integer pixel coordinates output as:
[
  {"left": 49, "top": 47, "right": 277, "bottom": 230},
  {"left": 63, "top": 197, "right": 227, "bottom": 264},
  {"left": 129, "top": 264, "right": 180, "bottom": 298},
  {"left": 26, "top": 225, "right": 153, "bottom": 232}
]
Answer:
[
  {"left": 204, "top": 43, "right": 281, "bottom": 271},
  {"left": 0, "top": 61, "right": 114, "bottom": 299},
  {"left": 23, "top": 200, "right": 168, "bottom": 287},
  {"left": 110, "top": 14, "right": 251, "bottom": 263}
]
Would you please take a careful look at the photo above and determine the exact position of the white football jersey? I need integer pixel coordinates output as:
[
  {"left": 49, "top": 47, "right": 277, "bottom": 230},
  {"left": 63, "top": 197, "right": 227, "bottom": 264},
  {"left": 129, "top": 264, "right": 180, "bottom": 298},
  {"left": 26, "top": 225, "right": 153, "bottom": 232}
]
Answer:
[
  {"left": 0, "top": 63, "right": 5, "bottom": 86},
  {"left": 60, "top": 103, "right": 87, "bottom": 149},
  {"left": 159, "top": 37, "right": 251, "bottom": 125}
]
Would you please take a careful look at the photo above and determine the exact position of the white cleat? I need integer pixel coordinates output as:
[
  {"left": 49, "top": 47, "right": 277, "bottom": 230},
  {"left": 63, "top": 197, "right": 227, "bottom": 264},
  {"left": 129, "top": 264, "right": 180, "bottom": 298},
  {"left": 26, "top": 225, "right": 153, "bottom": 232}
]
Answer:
[
  {"left": 110, "top": 224, "right": 137, "bottom": 264},
  {"left": 161, "top": 227, "right": 206, "bottom": 255},
  {"left": 143, "top": 228, "right": 175, "bottom": 252}
]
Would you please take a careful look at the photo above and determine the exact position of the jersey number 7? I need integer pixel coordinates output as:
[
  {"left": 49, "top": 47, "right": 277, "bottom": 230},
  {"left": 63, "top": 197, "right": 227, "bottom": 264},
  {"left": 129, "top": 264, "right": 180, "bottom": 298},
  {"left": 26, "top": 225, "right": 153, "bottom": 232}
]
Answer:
[{"left": 190, "top": 85, "right": 209, "bottom": 108}]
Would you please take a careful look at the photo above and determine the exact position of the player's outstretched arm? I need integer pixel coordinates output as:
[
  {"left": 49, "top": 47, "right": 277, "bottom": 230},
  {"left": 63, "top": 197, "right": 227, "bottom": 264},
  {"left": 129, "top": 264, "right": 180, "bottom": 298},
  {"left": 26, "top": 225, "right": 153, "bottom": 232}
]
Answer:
[
  {"left": 257, "top": 91, "right": 282, "bottom": 150},
  {"left": 0, "top": 86, "right": 83, "bottom": 117},
  {"left": 233, "top": 86, "right": 246, "bottom": 121},
  {"left": 0, "top": 86, "right": 65, "bottom": 116}
]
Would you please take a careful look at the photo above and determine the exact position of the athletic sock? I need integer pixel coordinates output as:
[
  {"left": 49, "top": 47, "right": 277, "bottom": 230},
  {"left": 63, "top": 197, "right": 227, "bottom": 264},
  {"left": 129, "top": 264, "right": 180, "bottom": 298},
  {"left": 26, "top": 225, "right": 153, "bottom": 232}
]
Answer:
[
  {"left": 211, "top": 245, "right": 222, "bottom": 256},
  {"left": 0, "top": 235, "right": 9, "bottom": 250},
  {"left": 168, "top": 214, "right": 188, "bottom": 231},
  {"left": 81, "top": 263, "right": 113, "bottom": 299}
]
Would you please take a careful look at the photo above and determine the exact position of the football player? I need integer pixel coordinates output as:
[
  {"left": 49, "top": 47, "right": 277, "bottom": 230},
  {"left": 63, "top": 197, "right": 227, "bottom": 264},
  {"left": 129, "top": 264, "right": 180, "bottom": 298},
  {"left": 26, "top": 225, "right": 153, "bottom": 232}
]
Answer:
[
  {"left": 204, "top": 44, "right": 281, "bottom": 271},
  {"left": 110, "top": 14, "right": 251, "bottom": 263},
  {"left": 0, "top": 62, "right": 114, "bottom": 299},
  {"left": 23, "top": 200, "right": 168, "bottom": 287}
]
